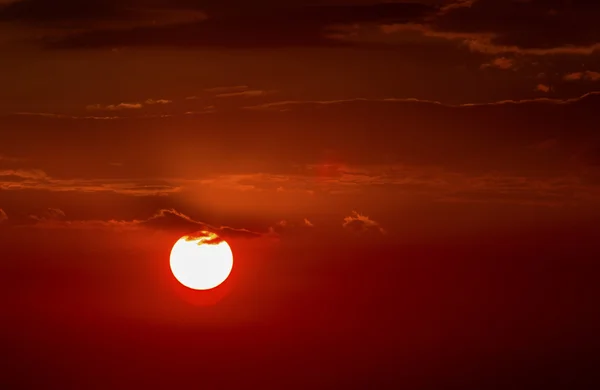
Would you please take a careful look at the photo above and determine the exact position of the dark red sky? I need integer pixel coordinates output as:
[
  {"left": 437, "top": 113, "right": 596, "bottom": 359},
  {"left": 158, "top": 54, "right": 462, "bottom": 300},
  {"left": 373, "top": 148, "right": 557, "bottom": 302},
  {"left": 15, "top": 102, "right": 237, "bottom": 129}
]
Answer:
[{"left": 1, "top": 1, "right": 599, "bottom": 389}]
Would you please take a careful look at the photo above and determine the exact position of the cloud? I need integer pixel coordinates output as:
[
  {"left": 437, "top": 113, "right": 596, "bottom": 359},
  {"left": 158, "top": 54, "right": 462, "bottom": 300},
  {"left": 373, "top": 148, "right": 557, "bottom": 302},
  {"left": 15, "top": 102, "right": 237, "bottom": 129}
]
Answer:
[
  {"left": 535, "top": 84, "right": 551, "bottom": 93},
  {"left": 215, "top": 90, "right": 273, "bottom": 98},
  {"left": 564, "top": 71, "right": 600, "bottom": 82},
  {"left": 27, "top": 207, "right": 264, "bottom": 240},
  {"left": 428, "top": 0, "right": 600, "bottom": 55},
  {"left": 139, "top": 209, "right": 265, "bottom": 241},
  {"left": 84, "top": 98, "right": 170, "bottom": 112},
  {"left": 243, "top": 92, "right": 600, "bottom": 111},
  {"left": 182, "top": 230, "right": 225, "bottom": 245},
  {"left": 379, "top": 0, "right": 600, "bottom": 57},
  {"left": 480, "top": 57, "right": 514, "bottom": 70},
  {"left": 145, "top": 98, "right": 172, "bottom": 105},
  {"left": 29, "top": 207, "right": 66, "bottom": 222},
  {"left": 190, "top": 154, "right": 600, "bottom": 208},
  {"left": 381, "top": 22, "right": 600, "bottom": 56},
  {"left": 3, "top": 92, "right": 600, "bottom": 207},
  {"left": 0, "top": 168, "right": 48, "bottom": 180},
  {"left": 184, "top": 105, "right": 216, "bottom": 115},
  {"left": 4, "top": 0, "right": 600, "bottom": 56},
  {"left": 86, "top": 102, "right": 143, "bottom": 111},
  {"left": 243, "top": 97, "right": 444, "bottom": 111},
  {"left": 0, "top": 0, "right": 206, "bottom": 29},
  {"left": 0, "top": 208, "right": 7, "bottom": 223},
  {"left": 215, "top": 90, "right": 261, "bottom": 99},
  {"left": 138, "top": 208, "right": 207, "bottom": 232},
  {"left": 438, "top": 0, "right": 477, "bottom": 15},
  {"left": 29, "top": 2, "right": 432, "bottom": 49},
  {"left": 343, "top": 211, "right": 386, "bottom": 235},
  {"left": 13, "top": 112, "right": 119, "bottom": 120},
  {"left": 0, "top": 167, "right": 180, "bottom": 196},
  {"left": 268, "top": 218, "right": 315, "bottom": 237}
]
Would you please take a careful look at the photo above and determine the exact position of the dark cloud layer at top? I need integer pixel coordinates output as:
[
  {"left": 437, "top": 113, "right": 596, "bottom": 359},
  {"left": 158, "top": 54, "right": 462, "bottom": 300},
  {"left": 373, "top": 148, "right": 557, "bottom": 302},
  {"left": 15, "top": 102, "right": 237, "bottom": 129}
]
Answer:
[
  {"left": 0, "top": 0, "right": 124, "bottom": 23},
  {"left": 3, "top": 0, "right": 599, "bottom": 53},
  {"left": 0, "top": 0, "right": 432, "bottom": 23},
  {"left": 0, "top": 0, "right": 433, "bottom": 48},
  {"left": 430, "top": 0, "right": 600, "bottom": 51}
]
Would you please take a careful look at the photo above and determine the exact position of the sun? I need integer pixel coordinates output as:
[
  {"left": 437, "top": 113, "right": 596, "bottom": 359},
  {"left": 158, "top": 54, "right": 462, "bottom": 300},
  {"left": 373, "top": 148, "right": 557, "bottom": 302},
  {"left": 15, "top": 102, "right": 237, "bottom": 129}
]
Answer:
[{"left": 169, "top": 231, "right": 233, "bottom": 291}]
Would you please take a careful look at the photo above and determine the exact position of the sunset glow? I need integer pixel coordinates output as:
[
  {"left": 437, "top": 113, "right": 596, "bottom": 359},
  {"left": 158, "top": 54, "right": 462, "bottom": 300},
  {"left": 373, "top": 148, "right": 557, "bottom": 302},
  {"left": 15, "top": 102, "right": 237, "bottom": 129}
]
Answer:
[{"left": 3, "top": 0, "right": 600, "bottom": 388}]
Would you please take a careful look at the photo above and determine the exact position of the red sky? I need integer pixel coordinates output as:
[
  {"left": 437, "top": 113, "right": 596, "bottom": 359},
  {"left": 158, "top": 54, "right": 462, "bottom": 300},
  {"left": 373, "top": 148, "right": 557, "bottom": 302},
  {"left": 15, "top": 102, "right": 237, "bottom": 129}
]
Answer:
[{"left": 1, "top": 1, "right": 600, "bottom": 389}]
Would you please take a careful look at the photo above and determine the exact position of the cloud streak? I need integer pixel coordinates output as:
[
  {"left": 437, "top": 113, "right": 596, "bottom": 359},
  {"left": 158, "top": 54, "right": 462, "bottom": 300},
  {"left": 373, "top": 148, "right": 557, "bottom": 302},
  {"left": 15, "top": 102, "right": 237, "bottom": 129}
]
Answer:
[
  {"left": 25, "top": 208, "right": 265, "bottom": 240},
  {"left": 381, "top": 22, "right": 600, "bottom": 56},
  {"left": 0, "top": 168, "right": 180, "bottom": 196},
  {"left": 86, "top": 102, "right": 143, "bottom": 111},
  {"left": 215, "top": 90, "right": 272, "bottom": 98},
  {"left": 480, "top": 57, "right": 514, "bottom": 70},
  {"left": 564, "top": 71, "right": 600, "bottom": 82},
  {"left": 3, "top": 92, "right": 600, "bottom": 207}
]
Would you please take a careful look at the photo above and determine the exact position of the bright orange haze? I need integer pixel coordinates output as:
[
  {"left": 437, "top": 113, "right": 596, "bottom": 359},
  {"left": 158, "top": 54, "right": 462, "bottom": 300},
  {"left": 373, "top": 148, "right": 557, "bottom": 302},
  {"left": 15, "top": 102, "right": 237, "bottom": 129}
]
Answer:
[{"left": 169, "top": 232, "right": 234, "bottom": 291}]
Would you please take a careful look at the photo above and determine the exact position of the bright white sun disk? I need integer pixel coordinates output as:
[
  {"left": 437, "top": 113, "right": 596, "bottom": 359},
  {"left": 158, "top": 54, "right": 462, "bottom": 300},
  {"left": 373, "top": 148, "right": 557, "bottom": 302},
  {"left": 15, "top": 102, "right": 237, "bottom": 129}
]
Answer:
[{"left": 170, "top": 232, "right": 233, "bottom": 290}]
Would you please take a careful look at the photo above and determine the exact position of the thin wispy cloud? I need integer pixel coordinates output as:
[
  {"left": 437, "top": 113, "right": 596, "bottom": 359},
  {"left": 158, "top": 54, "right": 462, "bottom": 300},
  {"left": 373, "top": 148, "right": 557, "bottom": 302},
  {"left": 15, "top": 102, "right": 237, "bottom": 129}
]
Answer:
[
  {"left": 0, "top": 168, "right": 180, "bottom": 196},
  {"left": 86, "top": 102, "right": 143, "bottom": 111},
  {"left": 215, "top": 90, "right": 273, "bottom": 98}
]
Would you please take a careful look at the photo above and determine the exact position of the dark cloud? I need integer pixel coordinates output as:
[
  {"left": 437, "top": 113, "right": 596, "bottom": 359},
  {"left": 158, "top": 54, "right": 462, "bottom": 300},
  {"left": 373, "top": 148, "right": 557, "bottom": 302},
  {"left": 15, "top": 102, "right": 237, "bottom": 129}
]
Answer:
[
  {"left": 3, "top": 0, "right": 600, "bottom": 54},
  {"left": 480, "top": 57, "right": 514, "bottom": 70},
  {"left": 218, "top": 226, "right": 263, "bottom": 240},
  {"left": 564, "top": 71, "right": 600, "bottom": 82},
  {"left": 0, "top": 0, "right": 125, "bottom": 23},
  {"left": 2, "top": 1, "right": 433, "bottom": 49},
  {"left": 0, "top": 0, "right": 206, "bottom": 26},
  {"left": 29, "top": 207, "right": 66, "bottom": 222},
  {"left": 139, "top": 208, "right": 207, "bottom": 232},
  {"left": 121, "top": 209, "right": 263, "bottom": 240},
  {"left": 0, "top": 167, "right": 180, "bottom": 196},
  {"left": 430, "top": 0, "right": 600, "bottom": 53},
  {"left": 535, "top": 83, "right": 551, "bottom": 93},
  {"left": 15, "top": 207, "right": 265, "bottom": 239},
  {"left": 268, "top": 218, "right": 315, "bottom": 237},
  {"left": 1, "top": 1, "right": 433, "bottom": 24}
]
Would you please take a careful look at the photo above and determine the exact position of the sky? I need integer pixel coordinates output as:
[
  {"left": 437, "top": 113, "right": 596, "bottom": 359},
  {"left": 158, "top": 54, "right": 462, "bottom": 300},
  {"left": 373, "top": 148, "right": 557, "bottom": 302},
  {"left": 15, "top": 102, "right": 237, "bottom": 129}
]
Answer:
[{"left": 1, "top": 1, "right": 600, "bottom": 388}]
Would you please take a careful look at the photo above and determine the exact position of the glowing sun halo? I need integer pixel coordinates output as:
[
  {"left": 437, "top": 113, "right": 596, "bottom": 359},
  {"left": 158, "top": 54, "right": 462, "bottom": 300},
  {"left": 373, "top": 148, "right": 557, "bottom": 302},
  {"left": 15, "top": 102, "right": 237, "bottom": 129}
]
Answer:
[{"left": 170, "top": 232, "right": 233, "bottom": 291}]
